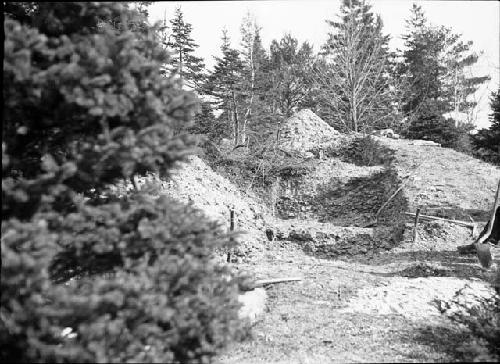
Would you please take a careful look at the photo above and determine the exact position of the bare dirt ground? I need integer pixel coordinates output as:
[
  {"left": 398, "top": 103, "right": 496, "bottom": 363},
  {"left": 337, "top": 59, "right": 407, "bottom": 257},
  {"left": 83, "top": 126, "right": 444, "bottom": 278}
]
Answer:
[{"left": 215, "top": 139, "right": 500, "bottom": 363}]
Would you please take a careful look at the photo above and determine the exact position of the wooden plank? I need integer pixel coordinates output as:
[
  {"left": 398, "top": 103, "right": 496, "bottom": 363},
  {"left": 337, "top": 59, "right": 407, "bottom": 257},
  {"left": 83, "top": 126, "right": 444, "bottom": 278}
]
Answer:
[
  {"left": 404, "top": 212, "right": 475, "bottom": 228},
  {"left": 253, "top": 277, "right": 302, "bottom": 288}
]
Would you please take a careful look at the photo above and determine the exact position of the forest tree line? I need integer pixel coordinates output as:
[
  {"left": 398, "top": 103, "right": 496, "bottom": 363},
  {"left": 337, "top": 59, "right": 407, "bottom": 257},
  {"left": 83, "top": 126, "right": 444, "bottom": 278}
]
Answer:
[{"left": 161, "top": 0, "right": 499, "bottom": 163}]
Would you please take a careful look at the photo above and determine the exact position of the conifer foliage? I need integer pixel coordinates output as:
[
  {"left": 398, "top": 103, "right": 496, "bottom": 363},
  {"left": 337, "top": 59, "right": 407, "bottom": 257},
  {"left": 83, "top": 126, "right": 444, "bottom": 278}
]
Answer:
[
  {"left": 2, "top": 3, "right": 244, "bottom": 362},
  {"left": 317, "top": 0, "right": 393, "bottom": 132},
  {"left": 164, "top": 7, "right": 206, "bottom": 90},
  {"left": 472, "top": 89, "right": 500, "bottom": 164},
  {"left": 397, "top": 4, "right": 489, "bottom": 143},
  {"left": 204, "top": 29, "right": 245, "bottom": 143},
  {"left": 269, "top": 34, "right": 316, "bottom": 117}
]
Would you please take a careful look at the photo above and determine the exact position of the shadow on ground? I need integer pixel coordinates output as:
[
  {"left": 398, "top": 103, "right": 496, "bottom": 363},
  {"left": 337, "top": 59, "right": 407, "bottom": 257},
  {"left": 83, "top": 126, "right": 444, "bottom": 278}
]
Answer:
[{"left": 402, "top": 324, "right": 473, "bottom": 362}]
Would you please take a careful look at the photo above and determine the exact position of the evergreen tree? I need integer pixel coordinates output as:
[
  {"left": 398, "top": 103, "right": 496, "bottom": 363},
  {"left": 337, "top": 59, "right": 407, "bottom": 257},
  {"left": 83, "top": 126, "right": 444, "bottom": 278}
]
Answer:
[
  {"left": 205, "top": 14, "right": 270, "bottom": 146},
  {"left": 269, "top": 34, "right": 316, "bottom": 117},
  {"left": 398, "top": 4, "right": 490, "bottom": 137},
  {"left": 238, "top": 12, "right": 269, "bottom": 145},
  {"left": 2, "top": 3, "right": 245, "bottom": 362},
  {"left": 318, "top": 0, "right": 393, "bottom": 132},
  {"left": 204, "top": 29, "right": 245, "bottom": 143},
  {"left": 440, "top": 29, "right": 491, "bottom": 125},
  {"left": 472, "top": 89, "right": 500, "bottom": 164},
  {"left": 164, "top": 7, "right": 206, "bottom": 90}
]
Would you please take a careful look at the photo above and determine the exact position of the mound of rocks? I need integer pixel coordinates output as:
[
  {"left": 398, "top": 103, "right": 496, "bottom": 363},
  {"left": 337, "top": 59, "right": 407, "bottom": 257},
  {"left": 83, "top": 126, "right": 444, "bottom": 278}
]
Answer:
[{"left": 277, "top": 109, "right": 342, "bottom": 156}]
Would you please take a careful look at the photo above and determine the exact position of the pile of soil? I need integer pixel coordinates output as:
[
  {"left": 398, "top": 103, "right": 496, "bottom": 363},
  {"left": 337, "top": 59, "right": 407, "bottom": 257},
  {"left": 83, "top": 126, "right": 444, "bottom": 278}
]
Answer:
[
  {"left": 378, "top": 138, "right": 500, "bottom": 217},
  {"left": 276, "top": 109, "right": 343, "bottom": 155},
  {"left": 112, "top": 155, "right": 271, "bottom": 257}
]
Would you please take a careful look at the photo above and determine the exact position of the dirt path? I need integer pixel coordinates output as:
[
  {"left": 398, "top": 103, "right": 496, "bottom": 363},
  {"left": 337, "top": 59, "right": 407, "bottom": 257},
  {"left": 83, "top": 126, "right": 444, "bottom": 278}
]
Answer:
[{"left": 217, "top": 235, "right": 497, "bottom": 363}]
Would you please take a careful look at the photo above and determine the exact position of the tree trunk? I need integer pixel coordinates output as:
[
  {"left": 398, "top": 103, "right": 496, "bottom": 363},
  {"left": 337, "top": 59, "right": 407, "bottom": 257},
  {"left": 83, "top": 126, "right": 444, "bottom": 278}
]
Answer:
[
  {"left": 241, "top": 40, "right": 256, "bottom": 146},
  {"left": 231, "top": 90, "right": 239, "bottom": 145},
  {"left": 351, "top": 91, "right": 358, "bottom": 133}
]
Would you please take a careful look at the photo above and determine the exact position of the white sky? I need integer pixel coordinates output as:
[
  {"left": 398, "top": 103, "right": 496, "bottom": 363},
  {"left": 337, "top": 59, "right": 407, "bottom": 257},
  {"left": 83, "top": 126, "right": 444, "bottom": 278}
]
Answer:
[{"left": 148, "top": 0, "right": 499, "bottom": 129}]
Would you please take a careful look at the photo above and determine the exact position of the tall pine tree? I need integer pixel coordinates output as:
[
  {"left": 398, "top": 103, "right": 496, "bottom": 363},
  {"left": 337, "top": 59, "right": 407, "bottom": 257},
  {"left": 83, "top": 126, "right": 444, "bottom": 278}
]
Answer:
[
  {"left": 269, "top": 34, "right": 316, "bottom": 117},
  {"left": 238, "top": 12, "right": 269, "bottom": 145},
  {"left": 398, "top": 4, "right": 490, "bottom": 137},
  {"left": 440, "top": 28, "right": 491, "bottom": 125},
  {"left": 204, "top": 29, "right": 245, "bottom": 144},
  {"left": 318, "top": 0, "right": 393, "bottom": 132},
  {"left": 472, "top": 89, "right": 500, "bottom": 164},
  {"left": 164, "top": 7, "right": 206, "bottom": 90}
]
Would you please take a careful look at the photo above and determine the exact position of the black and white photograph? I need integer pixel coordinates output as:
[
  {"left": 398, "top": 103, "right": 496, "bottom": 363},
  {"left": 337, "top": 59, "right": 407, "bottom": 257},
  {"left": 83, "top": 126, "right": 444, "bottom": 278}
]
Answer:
[{"left": 2, "top": 1, "right": 500, "bottom": 362}]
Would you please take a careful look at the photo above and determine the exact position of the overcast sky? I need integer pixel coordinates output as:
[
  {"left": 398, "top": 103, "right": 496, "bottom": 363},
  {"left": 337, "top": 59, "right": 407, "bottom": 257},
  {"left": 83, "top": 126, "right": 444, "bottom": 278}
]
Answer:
[{"left": 147, "top": 0, "right": 499, "bottom": 129}]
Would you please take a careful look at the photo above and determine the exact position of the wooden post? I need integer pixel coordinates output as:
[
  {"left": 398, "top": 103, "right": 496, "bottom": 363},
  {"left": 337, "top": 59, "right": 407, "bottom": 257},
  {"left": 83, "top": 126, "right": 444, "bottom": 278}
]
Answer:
[
  {"left": 227, "top": 209, "right": 235, "bottom": 263},
  {"left": 413, "top": 207, "right": 421, "bottom": 244}
]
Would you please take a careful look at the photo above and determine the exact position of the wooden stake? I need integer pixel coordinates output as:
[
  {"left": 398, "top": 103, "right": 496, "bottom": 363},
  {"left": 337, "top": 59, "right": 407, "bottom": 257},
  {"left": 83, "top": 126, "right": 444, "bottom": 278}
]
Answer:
[
  {"left": 227, "top": 209, "right": 235, "bottom": 263},
  {"left": 404, "top": 212, "right": 476, "bottom": 229},
  {"left": 413, "top": 207, "right": 421, "bottom": 244}
]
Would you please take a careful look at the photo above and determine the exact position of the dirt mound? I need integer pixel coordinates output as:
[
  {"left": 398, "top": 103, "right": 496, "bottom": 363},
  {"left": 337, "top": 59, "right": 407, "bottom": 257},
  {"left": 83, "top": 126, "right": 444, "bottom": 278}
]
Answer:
[
  {"left": 378, "top": 138, "right": 500, "bottom": 218},
  {"left": 117, "top": 156, "right": 269, "bottom": 256},
  {"left": 277, "top": 109, "right": 342, "bottom": 155}
]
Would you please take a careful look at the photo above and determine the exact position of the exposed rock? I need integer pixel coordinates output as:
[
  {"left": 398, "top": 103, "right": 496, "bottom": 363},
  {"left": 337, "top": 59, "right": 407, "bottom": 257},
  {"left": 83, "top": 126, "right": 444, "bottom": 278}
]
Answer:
[
  {"left": 372, "top": 128, "right": 400, "bottom": 139},
  {"left": 410, "top": 140, "right": 441, "bottom": 147},
  {"left": 288, "top": 230, "right": 314, "bottom": 242},
  {"left": 238, "top": 288, "right": 267, "bottom": 325}
]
